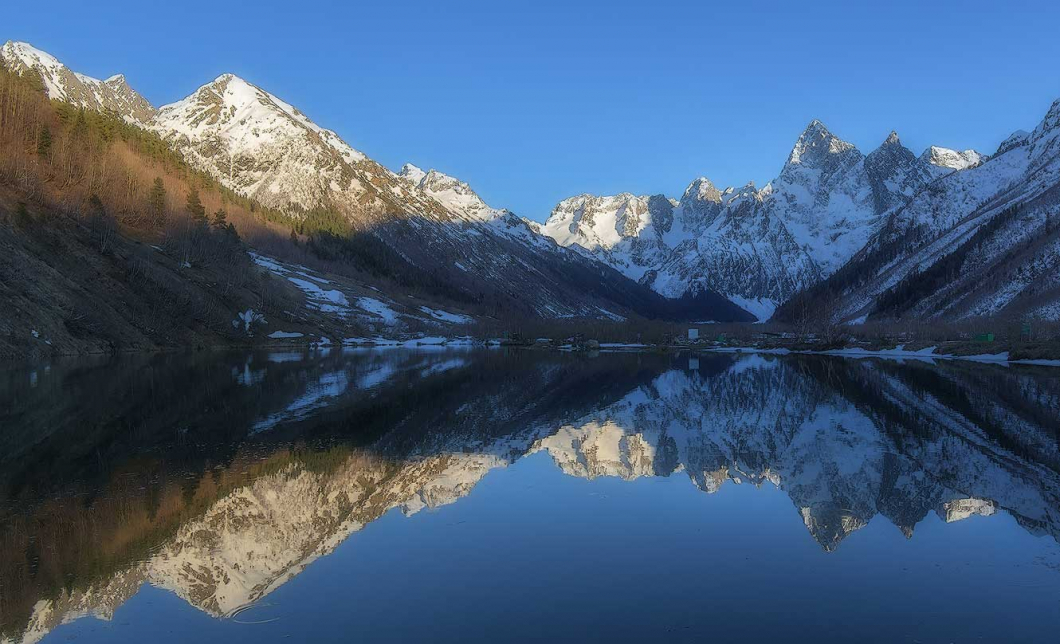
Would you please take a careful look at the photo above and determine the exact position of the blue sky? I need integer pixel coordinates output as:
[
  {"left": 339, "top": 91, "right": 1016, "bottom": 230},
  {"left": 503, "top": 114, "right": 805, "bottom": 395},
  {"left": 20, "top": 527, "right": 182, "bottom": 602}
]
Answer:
[{"left": 7, "top": 0, "right": 1060, "bottom": 220}]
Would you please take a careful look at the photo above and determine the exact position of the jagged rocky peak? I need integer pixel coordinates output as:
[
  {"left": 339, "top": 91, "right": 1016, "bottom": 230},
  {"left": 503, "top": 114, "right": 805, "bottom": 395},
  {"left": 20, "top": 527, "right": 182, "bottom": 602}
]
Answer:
[
  {"left": 864, "top": 130, "right": 925, "bottom": 208},
  {"left": 397, "top": 163, "right": 497, "bottom": 221},
  {"left": 398, "top": 162, "right": 428, "bottom": 185},
  {"left": 1026, "top": 97, "right": 1060, "bottom": 165},
  {"left": 422, "top": 168, "right": 472, "bottom": 194},
  {"left": 866, "top": 130, "right": 916, "bottom": 166},
  {"left": 542, "top": 192, "right": 648, "bottom": 245},
  {"left": 919, "top": 145, "right": 985, "bottom": 170},
  {"left": 677, "top": 176, "right": 728, "bottom": 226},
  {"left": 0, "top": 40, "right": 155, "bottom": 125},
  {"left": 785, "top": 119, "right": 861, "bottom": 168},
  {"left": 997, "top": 129, "right": 1031, "bottom": 155},
  {"left": 1033, "top": 97, "right": 1060, "bottom": 138},
  {"left": 680, "top": 176, "right": 723, "bottom": 206},
  {"left": 151, "top": 70, "right": 375, "bottom": 212},
  {"left": 867, "top": 131, "right": 924, "bottom": 175}
]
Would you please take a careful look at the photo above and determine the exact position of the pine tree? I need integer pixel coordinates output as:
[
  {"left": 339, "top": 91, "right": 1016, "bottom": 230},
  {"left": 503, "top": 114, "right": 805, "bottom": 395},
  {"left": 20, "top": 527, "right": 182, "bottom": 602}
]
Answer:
[
  {"left": 72, "top": 109, "right": 89, "bottom": 142},
  {"left": 148, "top": 178, "right": 167, "bottom": 226},
  {"left": 185, "top": 187, "right": 207, "bottom": 227},
  {"left": 212, "top": 208, "right": 228, "bottom": 230},
  {"left": 37, "top": 125, "right": 52, "bottom": 157}
]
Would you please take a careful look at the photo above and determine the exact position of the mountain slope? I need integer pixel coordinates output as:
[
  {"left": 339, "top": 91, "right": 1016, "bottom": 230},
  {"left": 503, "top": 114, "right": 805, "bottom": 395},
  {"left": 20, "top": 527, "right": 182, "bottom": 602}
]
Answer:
[
  {"left": 148, "top": 72, "right": 749, "bottom": 322},
  {"left": 776, "top": 98, "right": 1060, "bottom": 323},
  {"left": 2, "top": 43, "right": 750, "bottom": 326},
  {"left": 0, "top": 41, "right": 155, "bottom": 125},
  {"left": 540, "top": 121, "right": 978, "bottom": 320}
]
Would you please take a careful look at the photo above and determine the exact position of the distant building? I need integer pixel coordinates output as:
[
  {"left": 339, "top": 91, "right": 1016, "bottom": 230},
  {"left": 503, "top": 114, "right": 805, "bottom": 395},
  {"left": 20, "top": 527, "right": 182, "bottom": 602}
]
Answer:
[{"left": 687, "top": 328, "right": 699, "bottom": 341}]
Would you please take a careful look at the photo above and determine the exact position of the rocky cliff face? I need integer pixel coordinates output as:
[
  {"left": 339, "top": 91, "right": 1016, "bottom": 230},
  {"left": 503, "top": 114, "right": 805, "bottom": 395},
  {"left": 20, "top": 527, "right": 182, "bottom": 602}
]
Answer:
[
  {"left": 1, "top": 42, "right": 746, "bottom": 323},
  {"left": 0, "top": 41, "right": 155, "bottom": 125},
  {"left": 782, "top": 97, "right": 1060, "bottom": 323},
  {"left": 5, "top": 39, "right": 1056, "bottom": 325},
  {"left": 541, "top": 116, "right": 1004, "bottom": 321}
]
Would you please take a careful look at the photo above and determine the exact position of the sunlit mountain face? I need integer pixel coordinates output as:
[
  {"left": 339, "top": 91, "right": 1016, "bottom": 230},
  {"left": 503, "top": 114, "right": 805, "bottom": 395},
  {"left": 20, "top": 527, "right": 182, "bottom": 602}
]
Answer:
[{"left": 2, "top": 350, "right": 1059, "bottom": 643}]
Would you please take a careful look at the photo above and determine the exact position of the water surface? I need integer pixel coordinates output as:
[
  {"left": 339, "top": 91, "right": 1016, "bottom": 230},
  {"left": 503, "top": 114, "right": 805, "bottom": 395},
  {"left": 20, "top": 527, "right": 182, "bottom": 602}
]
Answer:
[{"left": 2, "top": 349, "right": 1059, "bottom": 643}]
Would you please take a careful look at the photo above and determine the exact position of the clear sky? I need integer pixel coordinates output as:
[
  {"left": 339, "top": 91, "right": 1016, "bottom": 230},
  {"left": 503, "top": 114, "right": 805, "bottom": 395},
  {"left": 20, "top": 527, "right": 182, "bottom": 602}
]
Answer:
[{"left": 7, "top": 0, "right": 1060, "bottom": 221}]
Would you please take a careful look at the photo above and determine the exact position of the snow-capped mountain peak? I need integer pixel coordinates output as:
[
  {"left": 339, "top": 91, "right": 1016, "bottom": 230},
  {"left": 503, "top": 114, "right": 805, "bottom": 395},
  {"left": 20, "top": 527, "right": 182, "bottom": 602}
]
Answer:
[
  {"left": 919, "top": 145, "right": 985, "bottom": 171},
  {"left": 396, "top": 163, "right": 500, "bottom": 222},
  {"left": 542, "top": 192, "right": 660, "bottom": 251},
  {"left": 0, "top": 40, "right": 155, "bottom": 125},
  {"left": 786, "top": 119, "right": 860, "bottom": 167},
  {"left": 398, "top": 163, "right": 428, "bottom": 185},
  {"left": 151, "top": 72, "right": 376, "bottom": 212},
  {"left": 155, "top": 72, "right": 364, "bottom": 164},
  {"left": 997, "top": 129, "right": 1031, "bottom": 155},
  {"left": 1026, "top": 97, "right": 1060, "bottom": 167},
  {"left": 680, "top": 177, "right": 723, "bottom": 205}
]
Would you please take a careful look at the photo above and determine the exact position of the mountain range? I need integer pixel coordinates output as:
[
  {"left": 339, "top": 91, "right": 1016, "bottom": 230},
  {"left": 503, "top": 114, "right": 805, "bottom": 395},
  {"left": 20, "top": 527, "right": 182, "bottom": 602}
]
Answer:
[
  {"left": 540, "top": 115, "right": 1057, "bottom": 322},
  {"left": 2, "top": 39, "right": 1058, "bottom": 329},
  {"left": 0, "top": 41, "right": 748, "bottom": 337}
]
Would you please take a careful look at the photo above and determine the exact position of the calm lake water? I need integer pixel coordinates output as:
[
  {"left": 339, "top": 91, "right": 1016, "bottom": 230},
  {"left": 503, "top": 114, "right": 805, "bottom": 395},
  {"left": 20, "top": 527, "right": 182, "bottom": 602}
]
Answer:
[{"left": 2, "top": 349, "right": 1059, "bottom": 643}]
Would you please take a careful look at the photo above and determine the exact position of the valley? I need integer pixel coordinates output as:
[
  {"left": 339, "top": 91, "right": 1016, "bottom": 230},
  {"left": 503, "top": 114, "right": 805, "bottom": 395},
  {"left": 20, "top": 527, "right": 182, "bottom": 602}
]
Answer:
[{"left": 0, "top": 40, "right": 1058, "bottom": 359}]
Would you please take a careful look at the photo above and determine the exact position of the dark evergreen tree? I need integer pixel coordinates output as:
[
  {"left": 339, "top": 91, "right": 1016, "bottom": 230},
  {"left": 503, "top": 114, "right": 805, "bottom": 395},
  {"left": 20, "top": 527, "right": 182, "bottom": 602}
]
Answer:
[
  {"left": 36, "top": 125, "right": 51, "bottom": 157},
  {"left": 148, "top": 177, "right": 167, "bottom": 226},
  {"left": 212, "top": 208, "right": 228, "bottom": 230},
  {"left": 185, "top": 187, "right": 207, "bottom": 227}
]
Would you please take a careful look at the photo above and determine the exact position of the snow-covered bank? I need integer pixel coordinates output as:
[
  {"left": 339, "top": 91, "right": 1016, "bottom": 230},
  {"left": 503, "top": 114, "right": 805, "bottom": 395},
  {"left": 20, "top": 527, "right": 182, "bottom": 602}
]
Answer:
[{"left": 706, "top": 345, "right": 1060, "bottom": 367}]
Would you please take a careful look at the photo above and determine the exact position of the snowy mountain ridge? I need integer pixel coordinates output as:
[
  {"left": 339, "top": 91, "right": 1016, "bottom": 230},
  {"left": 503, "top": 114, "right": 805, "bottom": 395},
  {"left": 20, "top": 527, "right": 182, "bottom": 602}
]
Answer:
[
  {"left": 542, "top": 119, "right": 993, "bottom": 320},
  {"left": 6, "top": 38, "right": 1057, "bottom": 323},
  {"left": 0, "top": 41, "right": 155, "bottom": 125},
  {"left": 786, "top": 96, "right": 1060, "bottom": 323},
  {"left": 2, "top": 41, "right": 750, "bottom": 322}
]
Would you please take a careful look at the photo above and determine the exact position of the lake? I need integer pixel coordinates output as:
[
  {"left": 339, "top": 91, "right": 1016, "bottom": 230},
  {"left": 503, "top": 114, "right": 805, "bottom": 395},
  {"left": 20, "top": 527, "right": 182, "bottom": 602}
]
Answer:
[{"left": 1, "top": 348, "right": 1059, "bottom": 643}]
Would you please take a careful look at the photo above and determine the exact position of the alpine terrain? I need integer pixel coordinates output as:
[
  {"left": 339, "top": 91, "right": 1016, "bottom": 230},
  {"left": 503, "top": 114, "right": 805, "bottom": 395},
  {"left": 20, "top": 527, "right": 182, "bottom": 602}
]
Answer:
[
  {"left": 0, "top": 39, "right": 752, "bottom": 359},
  {"left": 542, "top": 122, "right": 1004, "bottom": 321},
  {"left": 1, "top": 37, "right": 1058, "bottom": 356}
]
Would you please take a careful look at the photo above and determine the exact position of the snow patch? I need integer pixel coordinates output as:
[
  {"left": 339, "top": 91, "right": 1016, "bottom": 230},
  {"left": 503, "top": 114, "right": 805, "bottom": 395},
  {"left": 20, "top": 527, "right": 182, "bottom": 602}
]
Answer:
[{"left": 419, "top": 306, "right": 473, "bottom": 325}]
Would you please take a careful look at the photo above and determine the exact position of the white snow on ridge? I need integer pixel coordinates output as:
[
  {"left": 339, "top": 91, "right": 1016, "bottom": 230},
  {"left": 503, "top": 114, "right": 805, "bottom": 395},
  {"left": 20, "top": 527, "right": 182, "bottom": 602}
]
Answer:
[
  {"left": 419, "top": 306, "right": 473, "bottom": 325},
  {"left": 920, "top": 146, "right": 985, "bottom": 171},
  {"left": 728, "top": 296, "right": 776, "bottom": 323},
  {"left": 0, "top": 40, "right": 155, "bottom": 125},
  {"left": 1, "top": 41, "right": 91, "bottom": 101},
  {"left": 538, "top": 118, "right": 1009, "bottom": 316},
  {"left": 356, "top": 297, "right": 400, "bottom": 324},
  {"left": 250, "top": 253, "right": 351, "bottom": 316},
  {"left": 155, "top": 73, "right": 364, "bottom": 163},
  {"left": 397, "top": 163, "right": 504, "bottom": 223}
]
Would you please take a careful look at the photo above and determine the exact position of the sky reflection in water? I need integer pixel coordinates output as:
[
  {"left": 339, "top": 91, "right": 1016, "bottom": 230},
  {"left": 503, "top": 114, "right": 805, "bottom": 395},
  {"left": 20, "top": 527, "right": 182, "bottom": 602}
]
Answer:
[{"left": 1, "top": 349, "right": 1059, "bottom": 643}]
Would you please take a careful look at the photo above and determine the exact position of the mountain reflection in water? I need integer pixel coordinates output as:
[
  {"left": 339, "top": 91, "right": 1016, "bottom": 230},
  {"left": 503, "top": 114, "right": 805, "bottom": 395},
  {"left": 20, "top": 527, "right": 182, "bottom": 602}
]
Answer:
[{"left": 1, "top": 349, "right": 1059, "bottom": 643}]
